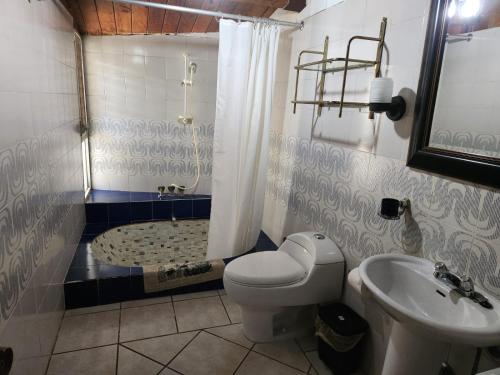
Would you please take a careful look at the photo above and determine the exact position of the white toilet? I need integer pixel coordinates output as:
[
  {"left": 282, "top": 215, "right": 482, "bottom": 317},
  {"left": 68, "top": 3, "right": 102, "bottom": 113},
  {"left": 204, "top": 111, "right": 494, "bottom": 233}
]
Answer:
[{"left": 223, "top": 232, "right": 345, "bottom": 342}]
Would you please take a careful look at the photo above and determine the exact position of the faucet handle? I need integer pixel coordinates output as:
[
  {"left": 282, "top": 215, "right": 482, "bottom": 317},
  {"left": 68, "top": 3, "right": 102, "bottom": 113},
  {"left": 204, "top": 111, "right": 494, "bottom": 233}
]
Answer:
[
  {"left": 434, "top": 262, "right": 448, "bottom": 276},
  {"left": 459, "top": 276, "right": 474, "bottom": 295}
]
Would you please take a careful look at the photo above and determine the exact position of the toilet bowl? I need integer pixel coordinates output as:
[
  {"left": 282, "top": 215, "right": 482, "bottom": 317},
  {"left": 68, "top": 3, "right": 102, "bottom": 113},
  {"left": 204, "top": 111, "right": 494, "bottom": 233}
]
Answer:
[{"left": 223, "top": 232, "right": 345, "bottom": 342}]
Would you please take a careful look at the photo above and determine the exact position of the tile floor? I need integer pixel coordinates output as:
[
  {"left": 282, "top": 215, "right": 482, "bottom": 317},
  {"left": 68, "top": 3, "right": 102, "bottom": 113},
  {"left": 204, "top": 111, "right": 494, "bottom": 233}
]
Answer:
[{"left": 46, "top": 290, "right": 335, "bottom": 375}]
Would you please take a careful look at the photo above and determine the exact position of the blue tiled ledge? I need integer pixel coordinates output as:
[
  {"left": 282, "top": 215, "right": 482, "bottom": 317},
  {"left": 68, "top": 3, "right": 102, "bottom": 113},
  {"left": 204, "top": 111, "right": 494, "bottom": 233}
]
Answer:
[
  {"left": 65, "top": 191, "right": 277, "bottom": 309},
  {"left": 85, "top": 189, "right": 212, "bottom": 226},
  {"left": 65, "top": 231, "right": 278, "bottom": 309},
  {"left": 86, "top": 189, "right": 211, "bottom": 204}
]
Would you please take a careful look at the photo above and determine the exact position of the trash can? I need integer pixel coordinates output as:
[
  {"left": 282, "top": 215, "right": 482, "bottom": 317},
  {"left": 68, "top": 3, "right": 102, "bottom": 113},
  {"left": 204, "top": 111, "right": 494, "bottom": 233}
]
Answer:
[{"left": 316, "top": 303, "right": 368, "bottom": 375}]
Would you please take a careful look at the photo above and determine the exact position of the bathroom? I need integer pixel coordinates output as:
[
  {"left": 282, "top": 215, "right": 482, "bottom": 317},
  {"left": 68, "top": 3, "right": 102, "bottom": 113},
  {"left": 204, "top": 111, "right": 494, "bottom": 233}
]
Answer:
[{"left": 1, "top": 0, "right": 500, "bottom": 374}]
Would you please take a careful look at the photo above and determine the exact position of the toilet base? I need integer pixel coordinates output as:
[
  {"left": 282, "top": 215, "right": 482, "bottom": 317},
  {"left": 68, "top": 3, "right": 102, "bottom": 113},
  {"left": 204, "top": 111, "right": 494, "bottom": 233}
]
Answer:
[{"left": 241, "top": 304, "right": 316, "bottom": 342}]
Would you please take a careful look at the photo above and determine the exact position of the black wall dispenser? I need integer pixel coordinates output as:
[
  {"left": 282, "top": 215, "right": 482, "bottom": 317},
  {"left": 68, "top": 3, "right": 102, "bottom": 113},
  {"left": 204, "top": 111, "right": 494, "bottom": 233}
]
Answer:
[{"left": 379, "top": 198, "right": 410, "bottom": 220}]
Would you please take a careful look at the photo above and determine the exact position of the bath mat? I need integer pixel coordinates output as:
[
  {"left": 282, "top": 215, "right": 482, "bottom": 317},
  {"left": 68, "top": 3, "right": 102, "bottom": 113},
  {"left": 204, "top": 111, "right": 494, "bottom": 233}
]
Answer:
[{"left": 142, "top": 259, "right": 225, "bottom": 293}]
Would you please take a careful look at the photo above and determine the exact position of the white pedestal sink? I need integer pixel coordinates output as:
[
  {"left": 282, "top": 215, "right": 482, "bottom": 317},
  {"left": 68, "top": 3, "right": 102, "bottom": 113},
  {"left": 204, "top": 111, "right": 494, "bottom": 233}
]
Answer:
[{"left": 359, "top": 254, "right": 500, "bottom": 375}]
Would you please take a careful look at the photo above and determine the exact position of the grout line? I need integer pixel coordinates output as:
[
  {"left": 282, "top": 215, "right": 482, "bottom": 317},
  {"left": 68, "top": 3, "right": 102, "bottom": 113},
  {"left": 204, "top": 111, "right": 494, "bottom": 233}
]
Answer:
[
  {"left": 51, "top": 343, "right": 118, "bottom": 356},
  {"left": 120, "top": 297, "right": 173, "bottom": 310},
  {"left": 115, "top": 308, "right": 122, "bottom": 374},
  {"left": 232, "top": 349, "right": 251, "bottom": 375},
  {"left": 295, "top": 337, "right": 315, "bottom": 372},
  {"left": 251, "top": 346, "right": 311, "bottom": 373},
  {"left": 45, "top": 306, "right": 68, "bottom": 374},
  {"left": 118, "top": 327, "right": 201, "bottom": 345},
  {"left": 165, "top": 330, "right": 202, "bottom": 368},
  {"left": 202, "top": 329, "right": 252, "bottom": 351},
  {"left": 119, "top": 343, "right": 166, "bottom": 367},
  {"left": 64, "top": 305, "right": 121, "bottom": 317},
  {"left": 171, "top": 299, "right": 180, "bottom": 333},
  {"left": 218, "top": 294, "right": 232, "bottom": 323}
]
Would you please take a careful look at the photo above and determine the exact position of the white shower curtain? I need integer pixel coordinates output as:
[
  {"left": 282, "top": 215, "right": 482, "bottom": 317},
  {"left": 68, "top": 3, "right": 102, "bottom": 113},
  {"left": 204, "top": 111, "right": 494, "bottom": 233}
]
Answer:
[{"left": 207, "top": 20, "right": 280, "bottom": 260}]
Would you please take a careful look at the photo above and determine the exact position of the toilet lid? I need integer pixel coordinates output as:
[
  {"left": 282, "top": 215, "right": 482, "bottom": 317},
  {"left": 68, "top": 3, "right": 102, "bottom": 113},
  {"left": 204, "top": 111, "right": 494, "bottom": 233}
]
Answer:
[{"left": 225, "top": 251, "right": 307, "bottom": 287}]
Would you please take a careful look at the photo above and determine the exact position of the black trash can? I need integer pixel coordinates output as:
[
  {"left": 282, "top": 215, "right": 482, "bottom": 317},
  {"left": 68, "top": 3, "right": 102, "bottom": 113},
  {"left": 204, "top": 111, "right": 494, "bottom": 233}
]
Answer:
[{"left": 316, "top": 303, "right": 368, "bottom": 375}]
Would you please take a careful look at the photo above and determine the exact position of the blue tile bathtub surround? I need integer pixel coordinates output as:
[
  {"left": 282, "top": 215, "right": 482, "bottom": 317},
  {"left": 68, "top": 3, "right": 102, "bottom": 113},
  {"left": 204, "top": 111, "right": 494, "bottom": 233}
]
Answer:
[
  {"left": 108, "top": 202, "right": 131, "bottom": 223},
  {"left": 153, "top": 200, "right": 173, "bottom": 220},
  {"left": 64, "top": 230, "right": 276, "bottom": 309},
  {"left": 130, "top": 202, "right": 153, "bottom": 221},
  {"left": 85, "top": 190, "right": 210, "bottom": 224},
  {"left": 173, "top": 199, "right": 193, "bottom": 219}
]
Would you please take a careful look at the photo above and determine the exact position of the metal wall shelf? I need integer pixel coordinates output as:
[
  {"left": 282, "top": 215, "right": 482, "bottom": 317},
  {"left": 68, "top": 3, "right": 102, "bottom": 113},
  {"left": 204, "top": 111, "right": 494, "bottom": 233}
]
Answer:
[{"left": 292, "top": 17, "right": 387, "bottom": 119}]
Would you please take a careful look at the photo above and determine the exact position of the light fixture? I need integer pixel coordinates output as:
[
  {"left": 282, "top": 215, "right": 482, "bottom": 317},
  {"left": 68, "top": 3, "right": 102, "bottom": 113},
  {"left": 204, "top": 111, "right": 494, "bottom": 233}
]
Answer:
[
  {"left": 460, "top": 0, "right": 480, "bottom": 18},
  {"left": 368, "top": 78, "right": 407, "bottom": 121},
  {"left": 448, "top": 0, "right": 481, "bottom": 18},
  {"left": 448, "top": 0, "right": 457, "bottom": 17}
]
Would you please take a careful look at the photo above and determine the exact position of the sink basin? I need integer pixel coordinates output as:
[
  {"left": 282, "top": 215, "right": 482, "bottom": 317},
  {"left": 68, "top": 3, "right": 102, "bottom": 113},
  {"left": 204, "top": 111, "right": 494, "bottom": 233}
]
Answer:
[{"left": 359, "top": 254, "right": 500, "bottom": 347}]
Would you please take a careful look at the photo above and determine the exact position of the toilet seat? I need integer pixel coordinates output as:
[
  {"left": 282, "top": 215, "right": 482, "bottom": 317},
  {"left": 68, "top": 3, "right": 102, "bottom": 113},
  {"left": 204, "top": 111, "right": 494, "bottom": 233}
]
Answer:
[{"left": 225, "top": 251, "right": 307, "bottom": 287}]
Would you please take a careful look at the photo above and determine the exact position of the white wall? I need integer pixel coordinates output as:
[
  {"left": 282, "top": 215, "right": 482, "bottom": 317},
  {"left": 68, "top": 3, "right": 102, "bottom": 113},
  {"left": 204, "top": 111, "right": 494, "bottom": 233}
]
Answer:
[
  {"left": 0, "top": 1, "right": 85, "bottom": 374},
  {"left": 264, "top": 0, "right": 500, "bottom": 373},
  {"left": 432, "top": 26, "right": 500, "bottom": 158},
  {"left": 84, "top": 34, "right": 218, "bottom": 194}
]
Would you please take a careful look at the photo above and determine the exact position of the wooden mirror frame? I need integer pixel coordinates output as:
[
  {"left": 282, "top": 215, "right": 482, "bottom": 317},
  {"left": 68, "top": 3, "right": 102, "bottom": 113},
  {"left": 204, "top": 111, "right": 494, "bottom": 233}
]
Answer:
[{"left": 407, "top": 0, "right": 500, "bottom": 188}]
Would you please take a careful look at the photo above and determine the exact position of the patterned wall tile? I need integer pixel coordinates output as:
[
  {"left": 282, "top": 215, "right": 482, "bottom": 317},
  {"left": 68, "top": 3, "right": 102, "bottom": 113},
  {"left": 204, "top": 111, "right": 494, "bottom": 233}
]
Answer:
[
  {"left": 265, "top": 131, "right": 500, "bottom": 298},
  {"left": 89, "top": 118, "right": 214, "bottom": 193}
]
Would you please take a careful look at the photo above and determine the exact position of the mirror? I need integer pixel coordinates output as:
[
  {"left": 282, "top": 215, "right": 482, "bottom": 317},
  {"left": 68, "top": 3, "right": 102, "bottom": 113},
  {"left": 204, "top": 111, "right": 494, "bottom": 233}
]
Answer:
[{"left": 408, "top": 0, "right": 500, "bottom": 188}]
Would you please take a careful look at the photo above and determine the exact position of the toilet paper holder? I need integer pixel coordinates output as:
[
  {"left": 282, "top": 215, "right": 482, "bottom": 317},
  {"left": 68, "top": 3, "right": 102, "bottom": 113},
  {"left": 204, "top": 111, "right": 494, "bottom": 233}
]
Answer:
[{"left": 379, "top": 198, "right": 410, "bottom": 220}]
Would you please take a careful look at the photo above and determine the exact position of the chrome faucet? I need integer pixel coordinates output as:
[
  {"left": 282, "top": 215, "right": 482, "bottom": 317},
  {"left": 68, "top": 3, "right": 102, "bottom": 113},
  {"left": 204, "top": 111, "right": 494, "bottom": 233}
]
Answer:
[
  {"left": 434, "top": 262, "right": 493, "bottom": 309},
  {"left": 433, "top": 262, "right": 474, "bottom": 297}
]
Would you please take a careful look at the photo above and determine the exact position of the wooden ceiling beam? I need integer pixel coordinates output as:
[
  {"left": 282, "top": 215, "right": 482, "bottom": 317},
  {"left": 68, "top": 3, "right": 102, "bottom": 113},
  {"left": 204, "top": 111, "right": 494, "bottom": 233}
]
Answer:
[
  {"left": 192, "top": 0, "right": 221, "bottom": 33},
  {"left": 147, "top": 0, "right": 167, "bottom": 33},
  {"left": 206, "top": 0, "right": 237, "bottom": 32},
  {"left": 79, "top": 0, "right": 102, "bottom": 35},
  {"left": 132, "top": 4, "right": 149, "bottom": 33},
  {"left": 162, "top": 0, "right": 185, "bottom": 33},
  {"left": 114, "top": 2, "right": 132, "bottom": 34},
  {"left": 95, "top": 0, "right": 117, "bottom": 35},
  {"left": 177, "top": 0, "right": 204, "bottom": 33},
  {"left": 61, "top": 0, "right": 85, "bottom": 32}
]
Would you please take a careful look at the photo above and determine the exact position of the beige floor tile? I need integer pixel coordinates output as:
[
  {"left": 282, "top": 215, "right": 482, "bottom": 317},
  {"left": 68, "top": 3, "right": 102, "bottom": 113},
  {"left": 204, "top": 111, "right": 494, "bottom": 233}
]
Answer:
[
  {"left": 174, "top": 296, "right": 230, "bottom": 332},
  {"left": 253, "top": 339, "right": 310, "bottom": 372},
  {"left": 297, "top": 335, "right": 318, "bottom": 352},
  {"left": 47, "top": 345, "right": 117, "bottom": 375},
  {"left": 305, "top": 351, "right": 333, "bottom": 375},
  {"left": 206, "top": 324, "right": 254, "bottom": 349},
  {"left": 235, "top": 352, "right": 305, "bottom": 375},
  {"left": 121, "top": 296, "right": 172, "bottom": 309},
  {"left": 64, "top": 303, "right": 120, "bottom": 317},
  {"left": 117, "top": 345, "right": 163, "bottom": 375},
  {"left": 122, "top": 331, "right": 198, "bottom": 365},
  {"left": 220, "top": 294, "right": 242, "bottom": 323},
  {"left": 169, "top": 331, "right": 248, "bottom": 374},
  {"left": 218, "top": 289, "right": 226, "bottom": 296},
  {"left": 53, "top": 310, "right": 119, "bottom": 353},
  {"left": 172, "top": 290, "right": 219, "bottom": 301},
  {"left": 120, "top": 303, "right": 177, "bottom": 342}
]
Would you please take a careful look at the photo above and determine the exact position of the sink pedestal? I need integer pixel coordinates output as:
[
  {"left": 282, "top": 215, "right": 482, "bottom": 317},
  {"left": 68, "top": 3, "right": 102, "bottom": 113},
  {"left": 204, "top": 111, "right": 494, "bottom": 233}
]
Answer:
[{"left": 382, "top": 321, "right": 450, "bottom": 375}]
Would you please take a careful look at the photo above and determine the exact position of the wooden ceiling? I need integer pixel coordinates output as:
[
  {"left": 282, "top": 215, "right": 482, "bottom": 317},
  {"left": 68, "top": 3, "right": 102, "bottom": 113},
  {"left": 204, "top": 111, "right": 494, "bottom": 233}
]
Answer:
[{"left": 61, "top": 0, "right": 303, "bottom": 35}]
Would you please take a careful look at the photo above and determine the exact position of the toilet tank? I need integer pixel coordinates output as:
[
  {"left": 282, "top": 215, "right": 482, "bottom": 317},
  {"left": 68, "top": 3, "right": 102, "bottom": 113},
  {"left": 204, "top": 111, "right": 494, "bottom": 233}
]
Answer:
[
  {"left": 284, "top": 232, "right": 344, "bottom": 265},
  {"left": 281, "top": 232, "right": 345, "bottom": 304}
]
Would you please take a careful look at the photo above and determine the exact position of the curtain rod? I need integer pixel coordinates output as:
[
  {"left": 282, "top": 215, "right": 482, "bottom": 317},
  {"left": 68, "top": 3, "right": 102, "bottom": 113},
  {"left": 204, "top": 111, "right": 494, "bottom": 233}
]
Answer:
[{"left": 110, "top": 0, "right": 304, "bottom": 29}]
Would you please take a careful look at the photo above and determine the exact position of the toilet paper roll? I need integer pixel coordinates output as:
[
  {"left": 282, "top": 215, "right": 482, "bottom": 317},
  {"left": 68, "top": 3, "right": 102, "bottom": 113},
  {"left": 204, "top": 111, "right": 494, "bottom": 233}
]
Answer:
[{"left": 347, "top": 268, "right": 363, "bottom": 295}]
